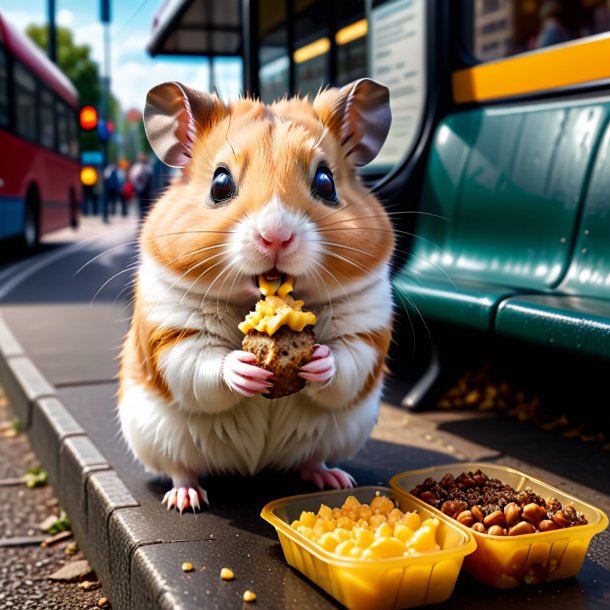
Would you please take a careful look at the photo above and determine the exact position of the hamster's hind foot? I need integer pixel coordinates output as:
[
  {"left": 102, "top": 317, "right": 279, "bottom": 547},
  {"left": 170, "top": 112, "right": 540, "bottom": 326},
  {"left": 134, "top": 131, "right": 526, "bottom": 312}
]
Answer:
[
  {"left": 163, "top": 484, "right": 209, "bottom": 513},
  {"left": 299, "top": 461, "right": 357, "bottom": 490}
]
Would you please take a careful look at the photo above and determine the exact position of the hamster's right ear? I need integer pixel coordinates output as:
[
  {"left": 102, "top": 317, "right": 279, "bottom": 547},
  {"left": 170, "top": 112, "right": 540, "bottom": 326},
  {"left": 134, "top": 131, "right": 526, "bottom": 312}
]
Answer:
[{"left": 143, "top": 81, "right": 227, "bottom": 167}]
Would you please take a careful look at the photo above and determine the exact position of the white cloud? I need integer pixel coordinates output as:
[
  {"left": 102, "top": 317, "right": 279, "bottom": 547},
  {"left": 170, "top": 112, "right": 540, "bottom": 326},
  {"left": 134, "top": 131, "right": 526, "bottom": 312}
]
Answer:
[
  {"left": 111, "top": 59, "right": 211, "bottom": 111},
  {"left": 0, "top": 8, "right": 45, "bottom": 33},
  {"left": 57, "top": 8, "right": 74, "bottom": 28}
]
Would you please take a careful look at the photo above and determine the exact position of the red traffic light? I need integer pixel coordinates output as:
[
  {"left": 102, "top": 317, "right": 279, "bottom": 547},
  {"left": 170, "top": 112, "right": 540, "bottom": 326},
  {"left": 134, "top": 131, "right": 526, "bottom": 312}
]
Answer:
[{"left": 80, "top": 106, "right": 98, "bottom": 131}]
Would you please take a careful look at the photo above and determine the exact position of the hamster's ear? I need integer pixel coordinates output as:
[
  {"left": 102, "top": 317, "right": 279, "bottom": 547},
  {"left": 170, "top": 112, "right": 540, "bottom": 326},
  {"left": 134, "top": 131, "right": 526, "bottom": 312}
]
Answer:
[
  {"left": 143, "top": 81, "right": 226, "bottom": 167},
  {"left": 314, "top": 79, "right": 391, "bottom": 167}
]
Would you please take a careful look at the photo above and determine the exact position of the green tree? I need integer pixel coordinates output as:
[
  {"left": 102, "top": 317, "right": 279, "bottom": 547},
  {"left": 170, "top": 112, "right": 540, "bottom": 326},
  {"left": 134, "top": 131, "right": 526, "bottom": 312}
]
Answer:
[{"left": 26, "top": 24, "right": 100, "bottom": 106}]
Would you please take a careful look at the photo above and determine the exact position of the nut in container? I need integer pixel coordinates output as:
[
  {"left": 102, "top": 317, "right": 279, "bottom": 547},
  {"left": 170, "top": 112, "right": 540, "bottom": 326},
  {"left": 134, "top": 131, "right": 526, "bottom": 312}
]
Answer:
[
  {"left": 390, "top": 462, "right": 609, "bottom": 588},
  {"left": 260, "top": 486, "right": 476, "bottom": 610}
]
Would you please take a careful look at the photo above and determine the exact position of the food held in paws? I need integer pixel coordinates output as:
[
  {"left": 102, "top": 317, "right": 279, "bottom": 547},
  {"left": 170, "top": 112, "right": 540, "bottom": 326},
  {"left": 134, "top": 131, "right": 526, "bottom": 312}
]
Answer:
[{"left": 239, "top": 276, "right": 317, "bottom": 399}]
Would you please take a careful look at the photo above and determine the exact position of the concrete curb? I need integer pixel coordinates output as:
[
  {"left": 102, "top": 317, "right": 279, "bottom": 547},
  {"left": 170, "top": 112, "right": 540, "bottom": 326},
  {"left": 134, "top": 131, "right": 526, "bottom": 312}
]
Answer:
[{"left": 0, "top": 313, "right": 141, "bottom": 608}]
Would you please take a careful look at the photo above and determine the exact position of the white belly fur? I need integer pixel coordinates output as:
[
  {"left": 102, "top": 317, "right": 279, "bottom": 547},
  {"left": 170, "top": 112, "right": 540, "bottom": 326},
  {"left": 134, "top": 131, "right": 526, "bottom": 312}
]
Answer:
[{"left": 118, "top": 382, "right": 381, "bottom": 477}]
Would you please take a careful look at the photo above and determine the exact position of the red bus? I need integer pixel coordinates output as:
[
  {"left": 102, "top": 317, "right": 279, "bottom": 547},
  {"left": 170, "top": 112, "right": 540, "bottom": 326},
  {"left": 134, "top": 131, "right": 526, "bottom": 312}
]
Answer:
[{"left": 0, "top": 12, "right": 81, "bottom": 250}]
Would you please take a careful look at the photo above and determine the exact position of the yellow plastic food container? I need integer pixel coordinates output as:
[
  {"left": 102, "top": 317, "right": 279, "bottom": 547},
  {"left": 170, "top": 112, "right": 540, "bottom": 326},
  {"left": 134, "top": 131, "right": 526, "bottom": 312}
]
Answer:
[
  {"left": 390, "top": 463, "right": 609, "bottom": 589},
  {"left": 260, "top": 486, "right": 476, "bottom": 610}
]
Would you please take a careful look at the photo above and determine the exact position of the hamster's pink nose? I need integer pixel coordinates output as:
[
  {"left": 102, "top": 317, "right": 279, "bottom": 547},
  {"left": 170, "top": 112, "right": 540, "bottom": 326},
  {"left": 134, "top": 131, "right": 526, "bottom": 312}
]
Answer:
[{"left": 258, "top": 226, "right": 294, "bottom": 250}]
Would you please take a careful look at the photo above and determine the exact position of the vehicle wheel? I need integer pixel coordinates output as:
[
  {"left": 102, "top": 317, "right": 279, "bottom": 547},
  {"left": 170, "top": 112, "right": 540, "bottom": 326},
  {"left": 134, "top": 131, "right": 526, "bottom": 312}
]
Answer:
[
  {"left": 70, "top": 192, "right": 80, "bottom": 229},
  {"left": 22, "top": 192, "right": 40, "bottom": 251}
]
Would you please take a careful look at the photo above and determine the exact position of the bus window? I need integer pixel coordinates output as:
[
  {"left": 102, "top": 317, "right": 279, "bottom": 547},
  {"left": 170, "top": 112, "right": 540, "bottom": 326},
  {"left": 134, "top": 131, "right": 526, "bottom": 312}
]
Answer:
[
  {"left": 259, "top": 0, "right": 289, "bottom": 104},
  {"left": 336, "top": 1, "right": 367, "bottom": 86},
  {"left": 14, "top": 61, "right": 37, "bottom": 142},
  {"left": 469, "top": 0, "right": 610, "bottom": 62},
  {"left": 294, "top": 0, "right": 330, "bottom": 97},
  {"left": 0, "top": 45, "right": 8, "bottom": 127},
  {"left": 255, "top": 0, "right": 426, "bottom": 177},
  {"left": 40, "top": 88, "right": 55, "bottom": 150},
  {"left": 55, "top": 99, "right": 69, "bottom": 156},
  {"left": 67, "top": 107, "right": 79, "bottom": 160},
  {"left": 365, "top": 0, "right": 427, "bottom": 174}
]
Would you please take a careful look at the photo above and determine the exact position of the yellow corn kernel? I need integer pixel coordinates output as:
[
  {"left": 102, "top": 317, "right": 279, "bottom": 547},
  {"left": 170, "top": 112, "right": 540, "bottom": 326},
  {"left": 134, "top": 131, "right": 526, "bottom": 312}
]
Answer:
[
  {"left": 394, "top": 524, "right": 414, "bottom": 543},
  {"left": 388, "top": 508, "right": 404, "bottom": 525},
  {"left": 354, "top": 527, "right": 375, "bottom": 548},
  {"left": 402, "top": 511, "right": 422, "bottom": 531},
  {"left": 317, "top": 532, "right": 340, "bottom": 553},
  {"left": 299, "top": 511, "right": 316, "bottom": 528},
  {"left": 375, "top": 522, "right": 393, "bottom": 539},
  {"left": 336, "top": 516, "right": 355, "bottom": 530},
  {"left": 243, "top": 590, "right": 257, "bottom": 602},
  {"left": 335, "top": 540, "right": 356, "bottom": 556},
  {"left": 335, "top": 528, "right": 351, "bottom": 542},
  {"left": 369, "top": 536, "right": 407, "bottom": 559},
  {"left": 370, "top": 496, "right": 395, "bottom": 515},
  {"left": 361, "top": 548, "right": 381, "bottom": 560},
  {"left": 407, "top": 520, "right": 440, "bottom": 553},
  {"left": 369, "top": 514, "right": 387, "bottom": 528},
  {"left": 290, "top": 520, "right": 301, "bottom": 529},
  {"left": 297, "top": 525, "right": 314, "bottom": 538},
  {"left": 343, "top": 495, "right": 361, "bottom": 509},
  {"left": 318, "top": 504, "right": 332, "bottom": 519},
  {"left": 350, "top": 546, "right": 363, "bottom": 558},
  {"left": 220, "top": 567, "right": 235, "bottom": 581}
]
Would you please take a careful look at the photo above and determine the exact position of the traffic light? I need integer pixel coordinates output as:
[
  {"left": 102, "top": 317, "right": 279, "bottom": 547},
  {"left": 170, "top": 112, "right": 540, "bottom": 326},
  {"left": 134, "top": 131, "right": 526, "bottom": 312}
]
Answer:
[
  {"left": 80, "top": 166, "right": 98, "bottom": 186},
  {"left": 80, "top": 106, "right": 98, "bottom": 131}
]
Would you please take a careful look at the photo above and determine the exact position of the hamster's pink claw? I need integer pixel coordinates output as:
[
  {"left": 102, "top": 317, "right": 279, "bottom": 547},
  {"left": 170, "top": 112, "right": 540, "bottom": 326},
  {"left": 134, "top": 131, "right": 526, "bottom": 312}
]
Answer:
[
  {"left": 298, "top": 344, "right": 335, "bottom": 384},
  {"left": 299, "top": 461, "right": 357, "bottom": 490},
  {"left": 223, "top": 350, "right": 273, "bottom": 397},
  {"left": 162, "top": 485, "right": 208, "bottom": 513}
]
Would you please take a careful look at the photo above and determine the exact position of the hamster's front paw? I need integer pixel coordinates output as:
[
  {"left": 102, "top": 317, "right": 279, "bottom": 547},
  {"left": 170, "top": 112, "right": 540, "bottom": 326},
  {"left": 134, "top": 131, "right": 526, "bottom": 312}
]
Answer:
[
  {"left": 298, "top": 344, "right": 335, "bottom": 384},
  {"left": 223, "top": 350, "right": 274, "bottom": 397}
]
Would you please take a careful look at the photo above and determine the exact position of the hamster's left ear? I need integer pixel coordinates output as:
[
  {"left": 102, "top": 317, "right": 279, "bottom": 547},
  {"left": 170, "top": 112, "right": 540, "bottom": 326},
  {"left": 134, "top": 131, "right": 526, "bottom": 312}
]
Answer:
[
  {"left": 314, "top": 78, "right": 391, "bottom": 167},
  {"left": 143, "top": 81, "right": 227, "bottom": 167}
]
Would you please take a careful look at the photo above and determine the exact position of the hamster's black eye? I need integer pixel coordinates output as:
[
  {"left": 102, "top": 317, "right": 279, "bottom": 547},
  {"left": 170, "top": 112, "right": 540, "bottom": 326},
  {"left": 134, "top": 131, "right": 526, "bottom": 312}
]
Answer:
[
  {"left": 210, "top": 168, "right": 235, "bottom": 203},
  {"left": 312, "top": 166, "right": 338, "bottom": 205}
]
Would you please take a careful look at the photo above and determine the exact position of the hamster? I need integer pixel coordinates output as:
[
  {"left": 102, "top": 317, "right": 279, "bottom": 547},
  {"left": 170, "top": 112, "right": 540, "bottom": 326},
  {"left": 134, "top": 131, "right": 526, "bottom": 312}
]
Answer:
[{"left": 118, "top": 78, "right": 394, "bottom": 512}]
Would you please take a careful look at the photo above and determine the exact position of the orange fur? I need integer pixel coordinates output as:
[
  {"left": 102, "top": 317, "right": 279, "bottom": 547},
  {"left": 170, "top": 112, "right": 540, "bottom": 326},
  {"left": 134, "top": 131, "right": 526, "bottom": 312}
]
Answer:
[
  {"left": 350, "top": 327, "right": 393, "bottom": 405},
  {"left": 118, "top": 282, "right": 198, "bottom": 403}
]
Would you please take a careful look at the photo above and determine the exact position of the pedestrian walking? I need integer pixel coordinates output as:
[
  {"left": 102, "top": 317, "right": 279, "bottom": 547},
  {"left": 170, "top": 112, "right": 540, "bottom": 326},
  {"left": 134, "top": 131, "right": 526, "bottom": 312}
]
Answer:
[{"left": 129, "top": 153, "right": 154, "bottom": 221}]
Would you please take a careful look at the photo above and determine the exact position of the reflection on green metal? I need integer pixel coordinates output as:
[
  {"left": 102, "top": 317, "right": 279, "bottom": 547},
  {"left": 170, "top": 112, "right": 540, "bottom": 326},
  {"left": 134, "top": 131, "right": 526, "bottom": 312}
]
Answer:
[{"left": 393, "top": 100, "right": 610, "bottom": 340}]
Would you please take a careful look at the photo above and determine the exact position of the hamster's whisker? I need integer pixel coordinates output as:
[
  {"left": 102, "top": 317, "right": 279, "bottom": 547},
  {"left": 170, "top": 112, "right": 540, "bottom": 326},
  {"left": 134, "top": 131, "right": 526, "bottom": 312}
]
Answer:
[
  {"left": 198, "top": 259, "right": 237, "bottom": 306},
  {"left": 72, "top": 239, "right": 139, "bottom": 278},
  {"left": 216, "top": 258, "right": 242, "bottom": 315},
  {"left": 316, "top": 225, "right": 442, "bottom": 249},
  {"left": 310, "top": 188, "right": 374, "bottom": 225},
  {"left": 89, "top": 264, "right": 140, "bottom": 307},
  {"left": 147, "top": 245, "right": 230, "bottom": 302},
  {"left": 308, "top": 262, "right": 336, "bottom": 319},
  {"left": 221, "top": 261, "right": 247, "bottom": 316},
  {"left": 225, "top": 114, "right": 237, "bottom": 157},
  {"left": 320, "top": 247, "right": 431, "bottom": 351},
  {"left": 154, "top": 230, "right": 239, "bottom": 237},
  {"left": 315, "top": 258, "right": 355, "bottom": 312}
]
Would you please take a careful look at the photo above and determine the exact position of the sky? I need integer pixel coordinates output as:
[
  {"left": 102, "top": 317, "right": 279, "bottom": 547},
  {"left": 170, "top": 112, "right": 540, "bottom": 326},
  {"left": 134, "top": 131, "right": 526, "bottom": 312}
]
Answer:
[{"left": 0, "top": 0, "right": 243, "bottom": 112}]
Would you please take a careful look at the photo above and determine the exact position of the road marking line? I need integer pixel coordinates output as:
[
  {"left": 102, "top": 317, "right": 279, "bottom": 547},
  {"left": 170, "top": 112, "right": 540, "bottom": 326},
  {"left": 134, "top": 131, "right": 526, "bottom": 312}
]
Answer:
[{"left": 0, "top": 225, "right": 136, "bottom": 301}]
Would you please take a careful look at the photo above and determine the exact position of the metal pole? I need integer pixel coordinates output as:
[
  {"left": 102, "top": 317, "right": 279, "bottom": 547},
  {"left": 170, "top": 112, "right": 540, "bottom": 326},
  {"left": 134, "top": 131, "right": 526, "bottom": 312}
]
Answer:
[
  {"left": 100, "top": 13, "right": 111, "bottom": 223},
  {"left": 47, "top": 0, "right": 57, "bottom": 62}
]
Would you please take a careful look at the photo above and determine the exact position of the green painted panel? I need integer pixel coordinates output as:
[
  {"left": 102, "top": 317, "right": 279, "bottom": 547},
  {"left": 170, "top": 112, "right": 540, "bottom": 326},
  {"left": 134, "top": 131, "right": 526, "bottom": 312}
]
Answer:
[
  {"left": 454, "top": 104, "right": 605, "bottom": 289},
  {"left": 562, "top": 122, "right": 610, "bottom": 298},
  {"left": 393, "top": 274, "right": 514, "bottom": 332},
  {"left": 496, "top": 295, "right": 610, "bottom": 359}
]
